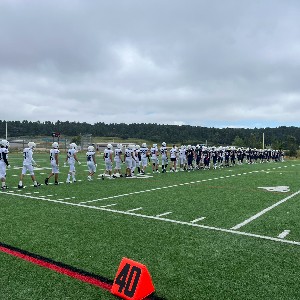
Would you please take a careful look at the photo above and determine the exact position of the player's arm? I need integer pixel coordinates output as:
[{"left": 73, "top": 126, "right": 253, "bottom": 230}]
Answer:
[
  {"left": 2, "top": 152, "right": 9, "bottom": 167},
  {"left": 74, "top": 153, "right": 81, "bottom": 164}
]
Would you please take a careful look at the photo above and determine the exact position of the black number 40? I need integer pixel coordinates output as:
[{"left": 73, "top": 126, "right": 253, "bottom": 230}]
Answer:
[{"left": 115, "top": 263, "right": 142, "bottom": 297}]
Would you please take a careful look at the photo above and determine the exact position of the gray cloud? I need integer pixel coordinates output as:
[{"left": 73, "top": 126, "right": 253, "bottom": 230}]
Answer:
[{"left": 1, "top": 0, "right": 300, "bottom": 128}]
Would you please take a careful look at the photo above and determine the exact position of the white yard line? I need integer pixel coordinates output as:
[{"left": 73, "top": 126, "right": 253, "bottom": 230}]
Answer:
[
  {"left": 278, "top": 230, "right": 290, "bottom": 239},
  {"left": 156, "top": 212, "right": 172, "bottom": 217},
  {"left": 191, "top": 217, "right": 206, "bottom": 223},
  {"left": 2, "top": 190, "right": 300, "bottom": 247},
  {"left": 126, "top": 207, "right": 143, "bottom": 212},
  {"left": 231, "top": 190, "right": 300, "bottom": 230}
]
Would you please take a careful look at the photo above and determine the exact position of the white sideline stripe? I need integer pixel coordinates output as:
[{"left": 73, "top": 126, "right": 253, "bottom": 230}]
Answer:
[
  {"left": 278, "top": 230, "right": 290, "bottom": 239},
  {"left": 231, "top": 190, "right": 300, "bottom": 230},
  {"left": 2, "top": 190, "right": 300, "bottom": 247},
  {"left": 191, "top": 217, "right": 206, "bottom": 223},
  {"left": 127, "top": 207, "right": 143, "bottom": 212},
  {"left": 156, "top": 212, "right": 172, "bottom": 217}
]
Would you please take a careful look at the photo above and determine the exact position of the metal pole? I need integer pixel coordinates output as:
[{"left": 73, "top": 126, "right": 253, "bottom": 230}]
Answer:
[
  {"left": 5, "top": 121, "right": 8, "bottom": 140},
  {"left": 262, "top": 132, "right": 265, "bottom": 150}
]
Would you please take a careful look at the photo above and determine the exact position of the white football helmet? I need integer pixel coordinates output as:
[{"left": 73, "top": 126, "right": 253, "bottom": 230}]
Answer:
[
  {"left": 87, "top": 146, "right": 94, "bottom": 152},
  {"left": 162, "top": 142, "right": 166, "bottom": 147},
  {"left": 107, "top": 144, "right": 112, "bottom": 149},
  {"left": 52, "top": 142, "right": 59, "bottom": 149},
  {"left": 135, "top": 144, "right": 140, "bottom": 149},
  {"left": 28, "top": 142, "right": 36, "bottom": 149},
  {"left": 69, "top": 143, "right": 77, "bottom": 149},
  {"left": 142, "top": 143, "right": 147, "bottom": 147},
  {"left": 1, "top": 139, "right": 9, "bottom": 147},
  {"left": 117, "top": 143, "right": 123, "bottom": 149},
  {"left": 153, "top": 143, "right": 157, "bottom": 147}
]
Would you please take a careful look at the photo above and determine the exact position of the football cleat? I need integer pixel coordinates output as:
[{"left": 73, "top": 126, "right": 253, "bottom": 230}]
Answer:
[
  {"left": 34, "top": 183, "right": 41, "bottom": 187},
  {"left": 44, "top": 178, "right": 49, "bottom": 185}
]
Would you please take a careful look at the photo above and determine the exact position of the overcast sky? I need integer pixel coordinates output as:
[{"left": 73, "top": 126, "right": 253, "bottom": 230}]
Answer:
[{"left": 1, "top": 0, "right": 300, "bottom": 128}]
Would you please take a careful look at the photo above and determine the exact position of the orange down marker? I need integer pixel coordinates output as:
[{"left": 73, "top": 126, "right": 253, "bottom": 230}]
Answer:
[{"left": 111, "top": 257, "right": 155, "bottom": 300}]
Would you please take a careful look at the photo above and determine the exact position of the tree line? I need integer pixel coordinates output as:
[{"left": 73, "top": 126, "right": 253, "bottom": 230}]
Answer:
[{"left": 1, "top": 120, "right": 299, "bottom": 154}]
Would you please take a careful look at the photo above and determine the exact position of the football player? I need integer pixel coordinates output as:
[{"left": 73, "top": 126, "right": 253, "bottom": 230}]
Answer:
[
  {"left": 150, "top": 143, "right": 159, "bottom": 173},
  {"left": 86, "top": 145, "right": 96, "bottom": 181},
  {"left": 103, "top": 144, "right": 114, "bottom": 179},
  {"left": 65, "top": 143, "right": 81, "bottom": 183},
  {"left": 113, "top": 143, "right": 123, "bottom": 178},
  {"left": 18, "top": 142, "right": 41, "bottom": 188},
  {"left": 124, "top": 144, "right": 134, "bottom": 177},
  {"left": 169, "top": 144, "right": 178, "bottom": 172},
  {"left": 0, "top": 140, "right": 10, "bottom": 189},
  {"left": 139, "top": 143, "right": 149, "bottom": 175},
  {"left": 45, "top": 142, "right": 60, "bottom": 185},
  {"left": 160, "top": 142, "right": 168, "bottom": 173}
]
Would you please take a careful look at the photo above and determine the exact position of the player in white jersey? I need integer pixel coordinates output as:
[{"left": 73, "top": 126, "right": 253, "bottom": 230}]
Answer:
[
  {"left": 169, "top": 144, "right": 178, "bottom": 172},
  {"left": 45, "top": 142, "right": 60, "bottom": 185},
  {"left": 150, "top": 144, "right": 159, "bottom": 173},
  {"left": 86, "top": 145, "right": 97, "bottom": 181},
  {"left": 131, "top": 145, "right": 138, "bottom": 175},
  {"left": 135, "top": 145, "right": 141, "bottom": 174},
  {"left": 0, "top": 140, "right": 11, "bottom": 189},
  {"left": 103, "top": 144, "right": 114, "bottom": 179},
  {"left": 179, "top": 145, "right": 187, "bottom": 171},
  {"left": 160, "top": 142, "right": 168, "bottom": 173},
  {"left": 124, "top": 144, "right": 134, "bottom": 177},
  {"left": 139, "top": 143, "right": 149, "bottom": 175},
  {"left": 18, "top": 142, "right": 41, "bottom": 188},
  {"left": 113, "top": 144, "right": 123, "bottom": 178},
  {"left": 65, "top": 143, "right": 81, "bottom": 183}
]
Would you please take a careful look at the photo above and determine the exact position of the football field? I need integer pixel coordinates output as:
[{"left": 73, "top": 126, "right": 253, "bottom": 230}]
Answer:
[{"left": 1, "top": 153, "right": 300, "bottom": 299}]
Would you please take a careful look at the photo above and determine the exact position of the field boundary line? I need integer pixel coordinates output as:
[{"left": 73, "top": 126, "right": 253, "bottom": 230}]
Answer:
[
  {"left": 2, "top": 191, "right": 300, "bottom": 247},
  {"left": 231, "top": 190, "right": 300, "bottom": 230}
]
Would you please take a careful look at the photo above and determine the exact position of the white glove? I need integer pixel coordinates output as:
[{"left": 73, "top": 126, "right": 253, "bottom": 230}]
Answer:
[
  {"left": 7, "top": 164, "right": 11, "bottom": 169},
  {"left": 95, "top": 164, "right": 97, "bottom": 167},
  {"left": 64, "top": 162, "right": 67, "bottom": 167},
  {"left": 77, "top": 161, "right": 81, "bottom": 165}
]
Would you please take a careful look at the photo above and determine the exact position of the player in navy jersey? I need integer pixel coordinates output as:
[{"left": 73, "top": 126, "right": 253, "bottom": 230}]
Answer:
[{"left": 186, "top": 145, "right": 194, "bottom": 171}]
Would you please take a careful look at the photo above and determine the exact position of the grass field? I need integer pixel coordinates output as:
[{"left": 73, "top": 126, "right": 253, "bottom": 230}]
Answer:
[{"left": 1, "top": 151, "right": 300, "bottom": 299}]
